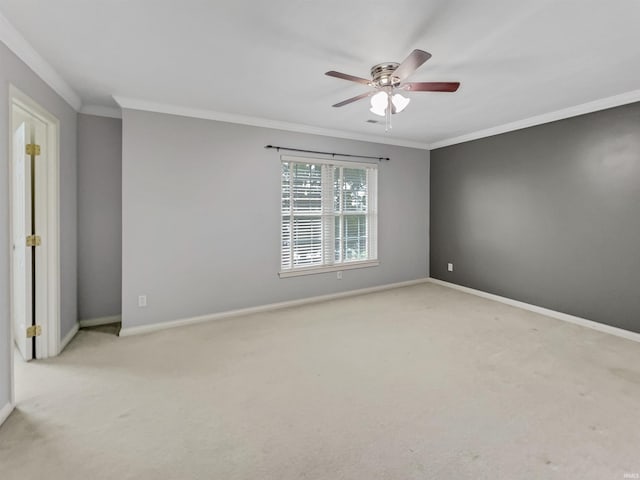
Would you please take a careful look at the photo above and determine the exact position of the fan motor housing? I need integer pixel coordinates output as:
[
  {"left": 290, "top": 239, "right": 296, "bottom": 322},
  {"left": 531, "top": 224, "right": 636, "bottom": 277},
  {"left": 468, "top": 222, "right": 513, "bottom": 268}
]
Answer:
[{"left": 370, "top": 63, "right": 401, "bottom": 87}]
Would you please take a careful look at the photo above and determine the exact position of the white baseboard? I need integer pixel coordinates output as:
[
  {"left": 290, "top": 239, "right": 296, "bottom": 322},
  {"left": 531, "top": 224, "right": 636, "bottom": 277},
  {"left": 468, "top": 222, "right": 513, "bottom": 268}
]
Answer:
[
  {"left": 58, "top": 323, "right": 79, "bottom": 354},
  {"left": 119, "top": 278, "right": 430, "bottom": 337},
  {"left": 428, "top": 278, "right": 640, "bottom": 344},
  {"left": 0, "top": 402, "right": 14, "bottom": 427},
  {"left": 79, "top": 315, "right": 121, "bottom": 328}
]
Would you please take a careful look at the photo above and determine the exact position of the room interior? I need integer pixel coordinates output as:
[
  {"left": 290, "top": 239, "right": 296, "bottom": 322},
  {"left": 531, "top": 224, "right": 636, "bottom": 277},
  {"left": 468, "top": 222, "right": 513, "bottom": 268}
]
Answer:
[{"left": 1, "top": 1, "right": 640, "bottom": 478}]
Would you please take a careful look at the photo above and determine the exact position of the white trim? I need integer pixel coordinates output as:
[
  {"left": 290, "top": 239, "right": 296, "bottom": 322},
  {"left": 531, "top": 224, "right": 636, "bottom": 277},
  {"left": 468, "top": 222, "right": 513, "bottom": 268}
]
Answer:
[
  {"left": 428, "top": 89, "right": 640, "bottom": 149},
  {"left": 119, "top": 278, "right": 429, "bottom": 337},
  {"left": 58, "top": 323, "right": 79, "bottom": 354},
  {"left": 0, "top": 403, "right": 14, "bottom": 427},
  {"left": 0, "top": 12, "right": 82, "bottom": 110},
  {"left": 79, "top": 315, "right": 121, "bottom": 328},
  {"left": 79, "top": 105, "right": 122, "bottom": 119},
  {"left": 280, "top": 261, "right": 379, "bottom": 278},
  {"left": 112, "top": 95, "right": 430, "bottom": 150},
  {"left": 115, "top": 88, "right": 640, "bottom": 151},
  {"left": 427, "top": 278, "right": 640, "bottom": 344}
]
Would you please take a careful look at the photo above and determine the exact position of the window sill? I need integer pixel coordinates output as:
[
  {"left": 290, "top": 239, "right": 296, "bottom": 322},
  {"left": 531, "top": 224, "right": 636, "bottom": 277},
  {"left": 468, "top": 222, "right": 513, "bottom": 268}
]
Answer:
[{"left": 279, "top": 260, "right": 379, "bottom": 278}]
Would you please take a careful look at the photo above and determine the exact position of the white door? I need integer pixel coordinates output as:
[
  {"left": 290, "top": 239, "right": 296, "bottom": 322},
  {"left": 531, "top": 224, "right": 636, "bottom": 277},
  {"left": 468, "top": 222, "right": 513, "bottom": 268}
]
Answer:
[{"left": 12, "top": 121, "right": 33, "bottom": 360}]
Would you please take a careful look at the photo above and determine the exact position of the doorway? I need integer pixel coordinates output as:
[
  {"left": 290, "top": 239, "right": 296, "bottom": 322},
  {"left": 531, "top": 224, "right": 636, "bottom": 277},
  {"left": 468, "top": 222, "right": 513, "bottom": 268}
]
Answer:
[{"left": 8, "top": 86, "right": 61, "bottom": 377}]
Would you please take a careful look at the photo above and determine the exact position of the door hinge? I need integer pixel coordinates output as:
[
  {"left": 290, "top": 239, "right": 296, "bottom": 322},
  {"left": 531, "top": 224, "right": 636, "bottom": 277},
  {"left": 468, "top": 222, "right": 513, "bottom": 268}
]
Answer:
[
  {"left": 26, "top": 144, "right": 41, "bottom": 156},
  {"left": 26, "top": 325, "right": 42, "bottom": 338},
  {"left": 26, "top": 235, "right": 41, "bottom": 247}
]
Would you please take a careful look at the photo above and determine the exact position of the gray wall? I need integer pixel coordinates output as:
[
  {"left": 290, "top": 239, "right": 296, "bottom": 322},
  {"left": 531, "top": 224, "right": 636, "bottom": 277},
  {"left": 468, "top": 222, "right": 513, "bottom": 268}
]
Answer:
[
  {"left": 0, "top": 42, "right": 78, "bottom": 407},
  {"left": 431, "top": 102, "right": 640, "bottom": 333},
  {"left": 121, "top": 109, "right": 430, "bottom": 329},
  {"left": 78, "top": 113, "right": 122, "bottom": 321}
]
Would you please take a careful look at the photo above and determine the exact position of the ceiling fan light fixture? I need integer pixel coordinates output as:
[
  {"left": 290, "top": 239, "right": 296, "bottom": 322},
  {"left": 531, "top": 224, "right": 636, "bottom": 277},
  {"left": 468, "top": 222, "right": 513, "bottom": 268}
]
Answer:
[
  {"left": 370, "top": 91, "right": 388, "bottom": 117},
  {"left": 391, "top": 93, "right": 410, "bottom": 113},
  {"left": 326, "top": 49, "right": 459, "bottom": 133}
]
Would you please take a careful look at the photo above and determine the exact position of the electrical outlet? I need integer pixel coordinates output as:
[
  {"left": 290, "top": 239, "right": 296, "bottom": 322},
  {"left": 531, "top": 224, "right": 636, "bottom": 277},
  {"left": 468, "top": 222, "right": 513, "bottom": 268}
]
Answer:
[
  {"left": 336, "top": 271, "right": 343, "bottom": 280},
  {"left": 138, "top": 295, "right": 147, "bottom": 307},
  {"left": 447, "top": 263, "right": 454, "bottom": 272}
]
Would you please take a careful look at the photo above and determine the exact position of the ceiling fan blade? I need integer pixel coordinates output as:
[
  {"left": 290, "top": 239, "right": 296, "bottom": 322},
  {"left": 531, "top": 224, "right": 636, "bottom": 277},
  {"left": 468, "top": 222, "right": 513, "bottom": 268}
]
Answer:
[
  {"left": 325, "top": 71, "right": 372, "bottom": 85},
  {"left": 332, "top": 91, "right": 375, "bottom": 108},
  {"left": 393, "top": 49, "right": 432, "bottom": 80},
  {"left": 402, "top": 82, "right": 460, "bottom": 92}
]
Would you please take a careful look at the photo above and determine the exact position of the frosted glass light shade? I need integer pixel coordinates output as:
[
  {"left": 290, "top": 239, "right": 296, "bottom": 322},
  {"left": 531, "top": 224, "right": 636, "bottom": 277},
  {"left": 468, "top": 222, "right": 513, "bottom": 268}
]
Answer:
[
  {"left": 370, "top": 91, "right": 388, "bottom": 117},
  {"left": 391, "top": 94, "right": 410, "bottom": 113}
]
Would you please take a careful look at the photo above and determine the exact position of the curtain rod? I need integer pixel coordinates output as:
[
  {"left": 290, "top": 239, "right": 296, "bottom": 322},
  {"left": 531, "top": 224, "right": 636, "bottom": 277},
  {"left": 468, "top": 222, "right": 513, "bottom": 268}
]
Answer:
[{"left": 264, "top": 145, "right": 390, "bottom": 161}]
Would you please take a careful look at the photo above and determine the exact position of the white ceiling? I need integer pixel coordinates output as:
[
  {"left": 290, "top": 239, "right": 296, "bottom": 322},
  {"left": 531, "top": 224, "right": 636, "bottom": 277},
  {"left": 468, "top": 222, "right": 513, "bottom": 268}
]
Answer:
[{"left": 1, "top": 0, "right": 640, "bottom": 147}]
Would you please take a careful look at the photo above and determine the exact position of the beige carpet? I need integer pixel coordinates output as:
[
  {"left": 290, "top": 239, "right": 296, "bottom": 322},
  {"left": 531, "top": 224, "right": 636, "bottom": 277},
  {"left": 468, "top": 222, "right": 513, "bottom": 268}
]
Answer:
[{"left": 2, "top": 283, "right": 640, "bottom": 479}]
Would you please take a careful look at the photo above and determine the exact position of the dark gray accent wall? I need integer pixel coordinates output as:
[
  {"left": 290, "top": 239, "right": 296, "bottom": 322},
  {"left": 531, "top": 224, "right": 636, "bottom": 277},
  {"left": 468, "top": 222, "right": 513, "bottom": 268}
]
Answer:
[
  {"left": 121, "top": 109, "right": 430, "bottom": 329},
  {"left": 78, "top": 113, "right": 122, "bottom": 321},
  {"left": 431, "top": 102, "right": 640, "bottom": 333},
  {"left": 0, "top": 41, "right": 78, "bottom": 407}
]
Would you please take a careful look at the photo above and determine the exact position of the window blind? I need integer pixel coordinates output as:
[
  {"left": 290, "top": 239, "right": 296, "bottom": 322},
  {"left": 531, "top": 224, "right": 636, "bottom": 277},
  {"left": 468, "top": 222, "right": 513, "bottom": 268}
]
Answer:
[{"left": 281, "top": 156, "right": 378, "bottom": 276}]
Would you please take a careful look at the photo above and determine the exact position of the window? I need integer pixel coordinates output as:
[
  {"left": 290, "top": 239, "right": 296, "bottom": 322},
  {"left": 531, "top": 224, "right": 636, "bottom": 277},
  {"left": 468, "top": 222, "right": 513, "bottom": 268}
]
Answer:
[{"left": 280, "top": 156, "right": 378, "bottom": 277}]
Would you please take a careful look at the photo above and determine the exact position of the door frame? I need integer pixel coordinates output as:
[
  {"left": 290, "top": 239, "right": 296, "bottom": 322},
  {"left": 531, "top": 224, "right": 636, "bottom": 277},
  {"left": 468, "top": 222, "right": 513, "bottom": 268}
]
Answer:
[{"left": 8, "top": 85, "right": 60, "bottom": 380}]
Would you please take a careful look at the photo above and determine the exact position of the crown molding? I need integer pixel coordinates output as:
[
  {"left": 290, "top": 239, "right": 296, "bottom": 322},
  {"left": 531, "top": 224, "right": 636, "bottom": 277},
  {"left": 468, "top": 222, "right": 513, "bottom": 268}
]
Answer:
[
  {"left": 0, "top": 11, "right": 82, "bottom": 111},
  {"left": 112, "top": 95, "right": 431, "bottom": 150},
  {"left": 428, "top": 89, "right": 640, "bottom": 149},
  {"left": 79, "top": 104, "right": 122, "bottom": 119}
]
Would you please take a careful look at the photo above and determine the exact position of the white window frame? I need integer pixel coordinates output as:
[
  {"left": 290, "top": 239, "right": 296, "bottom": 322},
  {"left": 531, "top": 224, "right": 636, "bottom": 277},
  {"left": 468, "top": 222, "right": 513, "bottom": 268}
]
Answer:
[{"left": 279, "top": 155, "right": 379, "bottom": 278}]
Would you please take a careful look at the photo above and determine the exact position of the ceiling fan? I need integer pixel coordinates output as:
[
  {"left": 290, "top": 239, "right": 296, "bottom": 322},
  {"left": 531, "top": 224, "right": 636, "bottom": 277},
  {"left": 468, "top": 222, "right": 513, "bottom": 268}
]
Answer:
[{"left": 325, "top": 49, "right": 460, "bottom": 131}]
